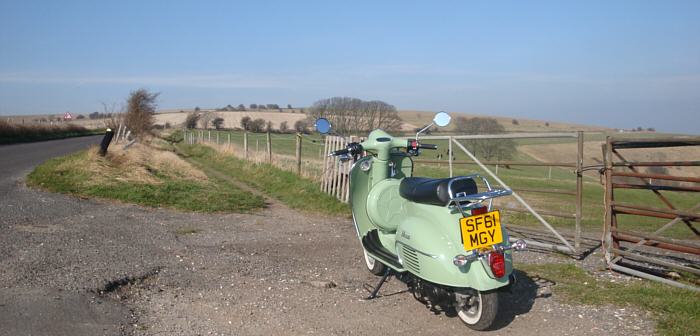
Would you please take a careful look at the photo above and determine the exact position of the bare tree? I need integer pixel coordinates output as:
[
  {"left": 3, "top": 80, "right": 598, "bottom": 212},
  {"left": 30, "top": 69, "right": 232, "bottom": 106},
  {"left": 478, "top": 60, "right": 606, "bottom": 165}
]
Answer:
[
  {"left": 123, "top": 89, "right": 158, "bottom": 136},
  {"left": 101, "top": 101, "right": 124, "bottom": 130},
  {"left": 454, "top": 117, "right": 515, "bottom": 160},
  {"left": 250, "top": 118, "right": 266, "bottom": 132},
  {"left": 212, "top": 117, "right": 224, "bottom": 129},
  {"left": 184, "top": 112, "right": 200, "bottom": 129},
  {"left": 307, "top": 97, "right": 401, "bottom": 134},
  {"left": 240, "top": 116, "right": 251, "bottom": 130},
  {"left": 199, "top": 111, "right": 214, "bottom": 129},
  {"left": 279, "top": 121, "right": 289, "bottom": 133},
  {"left": 294, "top": 120, "right": 308, "bottom": 133}
]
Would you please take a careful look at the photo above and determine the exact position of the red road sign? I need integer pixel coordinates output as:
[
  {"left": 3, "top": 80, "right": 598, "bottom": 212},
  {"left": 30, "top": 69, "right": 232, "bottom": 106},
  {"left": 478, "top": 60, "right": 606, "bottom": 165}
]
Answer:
[{"left": 63, "top": 112, "right": 72, "bottom": 120}]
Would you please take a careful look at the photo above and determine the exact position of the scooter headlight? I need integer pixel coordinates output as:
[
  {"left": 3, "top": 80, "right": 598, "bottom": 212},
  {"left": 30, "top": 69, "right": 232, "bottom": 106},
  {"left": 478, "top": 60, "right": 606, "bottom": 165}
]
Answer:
[{"left": 359, "top": 160, "right": 372, "bottom": 171}]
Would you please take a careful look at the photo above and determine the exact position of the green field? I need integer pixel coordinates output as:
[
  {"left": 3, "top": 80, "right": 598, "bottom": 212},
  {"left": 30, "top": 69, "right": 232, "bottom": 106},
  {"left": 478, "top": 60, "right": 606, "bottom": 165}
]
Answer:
[{"left": 184, "top": 129, "right": 698, "bottom": 239}]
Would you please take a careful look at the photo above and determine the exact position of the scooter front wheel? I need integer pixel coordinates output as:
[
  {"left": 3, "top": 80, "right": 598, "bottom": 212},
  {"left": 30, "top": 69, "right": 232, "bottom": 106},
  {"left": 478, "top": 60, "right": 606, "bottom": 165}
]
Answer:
[
  {"left": 457, "top": 290, "right": 498, "bottom": 331},
  {"left": 363, "top": 249, "right": 387, "bottom": 276}
]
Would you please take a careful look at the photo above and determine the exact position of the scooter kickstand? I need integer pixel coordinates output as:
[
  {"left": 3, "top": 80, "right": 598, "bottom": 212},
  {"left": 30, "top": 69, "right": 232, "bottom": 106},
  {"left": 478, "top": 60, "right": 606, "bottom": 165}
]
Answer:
[{"left": 365, "top": 269, "right": 393, "bottom": 300}]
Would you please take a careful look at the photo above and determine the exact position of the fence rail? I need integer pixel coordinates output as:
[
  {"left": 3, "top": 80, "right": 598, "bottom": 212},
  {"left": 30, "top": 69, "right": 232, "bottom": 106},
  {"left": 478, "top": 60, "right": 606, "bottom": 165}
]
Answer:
[{"left": 183, "top": 129, "right": 323, "bottom": 178}]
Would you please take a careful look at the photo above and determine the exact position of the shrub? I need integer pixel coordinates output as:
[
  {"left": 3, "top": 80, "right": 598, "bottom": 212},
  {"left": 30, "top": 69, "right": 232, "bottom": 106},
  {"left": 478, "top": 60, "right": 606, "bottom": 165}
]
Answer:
[{"left": 124, "top": 89, "right": 158, "bottom": 136}]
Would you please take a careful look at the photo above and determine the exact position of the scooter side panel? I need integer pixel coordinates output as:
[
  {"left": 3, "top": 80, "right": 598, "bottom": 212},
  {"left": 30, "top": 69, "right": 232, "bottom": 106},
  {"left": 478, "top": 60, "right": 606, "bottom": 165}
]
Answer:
[
  {"left": 395, "top": 202, "right": 512, "bottom": 291},
  {"left": 366, "top": 179, "right": 406, "bottom": 233}
]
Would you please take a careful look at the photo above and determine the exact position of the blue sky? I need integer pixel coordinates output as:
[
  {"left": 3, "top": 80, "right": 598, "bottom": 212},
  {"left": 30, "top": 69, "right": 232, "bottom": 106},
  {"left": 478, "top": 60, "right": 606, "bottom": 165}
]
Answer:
[{"left": 1, "top": 1, "right": 698, "bottom": 134}]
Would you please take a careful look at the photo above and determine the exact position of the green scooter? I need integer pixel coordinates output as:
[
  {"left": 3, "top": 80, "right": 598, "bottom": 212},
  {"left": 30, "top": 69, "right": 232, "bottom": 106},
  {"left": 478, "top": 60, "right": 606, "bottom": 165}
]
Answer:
[{"left": 315, "top": 112, "right": 526, "bottom": 331}]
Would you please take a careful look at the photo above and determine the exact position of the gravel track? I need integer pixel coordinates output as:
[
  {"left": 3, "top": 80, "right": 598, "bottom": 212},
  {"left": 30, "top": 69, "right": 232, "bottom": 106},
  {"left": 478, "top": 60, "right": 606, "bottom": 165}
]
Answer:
[{"left": 0, "top": 137, "right": 654, "bottom": 335}]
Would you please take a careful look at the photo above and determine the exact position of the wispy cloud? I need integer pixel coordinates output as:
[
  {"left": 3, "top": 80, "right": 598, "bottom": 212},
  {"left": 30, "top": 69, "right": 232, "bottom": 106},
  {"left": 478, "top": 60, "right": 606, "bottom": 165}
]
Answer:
[
  {"left": 0, "top": 73, "right": 301, "bottom": 89},
  {"left": 2, "top": 68, "right": 697, "bottom": 93}
]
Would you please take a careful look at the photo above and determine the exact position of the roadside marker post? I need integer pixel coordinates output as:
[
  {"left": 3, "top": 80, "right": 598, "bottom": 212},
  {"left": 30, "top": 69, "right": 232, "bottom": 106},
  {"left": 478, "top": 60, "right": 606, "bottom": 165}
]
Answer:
[{"left": 99, "top": 129, "right": 115, "bottom": 156}]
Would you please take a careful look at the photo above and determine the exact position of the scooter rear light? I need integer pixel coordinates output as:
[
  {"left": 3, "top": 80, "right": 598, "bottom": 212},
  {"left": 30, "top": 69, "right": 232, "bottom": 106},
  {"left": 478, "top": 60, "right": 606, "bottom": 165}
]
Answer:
[
  {"left": 489, "top": 251, "right": 506, "bottom": 278},
  {"left": 471, "top": 206, "right": 488, "bottom": 216}
]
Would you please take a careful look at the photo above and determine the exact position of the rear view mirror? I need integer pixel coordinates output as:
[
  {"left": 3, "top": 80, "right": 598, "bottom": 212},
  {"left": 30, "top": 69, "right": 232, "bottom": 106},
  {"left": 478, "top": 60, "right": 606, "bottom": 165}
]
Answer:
[
  {"left": 315, "top": 118, "right": 332, "bottom": 134},
  {"left": 433, "top": 111, "right": 451, "bottom": 127}
]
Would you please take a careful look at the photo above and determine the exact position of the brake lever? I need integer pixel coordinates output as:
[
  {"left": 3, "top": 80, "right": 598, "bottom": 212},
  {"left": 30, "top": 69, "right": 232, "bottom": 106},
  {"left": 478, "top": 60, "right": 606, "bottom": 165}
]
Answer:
[{"left": 337, "top": 153, "right": 352, "bottom": 163}]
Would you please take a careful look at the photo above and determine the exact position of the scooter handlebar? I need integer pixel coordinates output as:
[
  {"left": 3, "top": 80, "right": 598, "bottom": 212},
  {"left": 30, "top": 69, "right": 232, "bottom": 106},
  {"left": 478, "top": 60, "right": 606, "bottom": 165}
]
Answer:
[
  {"left": 419, "top": 143, "right": 438, "bottom": 150},
  {"left": 329, "top": 142, "right": 363, "bottom": 156},
  {"left": 329, "top": 148, "right": 350, "bottom": 156}
]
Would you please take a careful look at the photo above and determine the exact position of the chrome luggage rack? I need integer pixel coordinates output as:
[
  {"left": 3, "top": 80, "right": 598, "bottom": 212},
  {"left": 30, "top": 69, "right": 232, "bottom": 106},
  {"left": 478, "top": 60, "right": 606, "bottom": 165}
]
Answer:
[{"left": 446, "top": 174, "right": 512, "bottom": 217}]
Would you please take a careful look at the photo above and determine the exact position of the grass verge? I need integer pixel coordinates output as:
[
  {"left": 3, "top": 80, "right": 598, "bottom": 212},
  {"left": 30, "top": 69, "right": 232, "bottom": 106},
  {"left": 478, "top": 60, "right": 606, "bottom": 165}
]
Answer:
[
  {"left": 518, "top": 263, "right": 700, "bottom": 336},
  {"left": 27, "top": 147, "right": 265, "bottom": 213},
  {"left": 178, "top": 144, "right": 349, "bottom": 216},
  {"left": 0, "top": 120, "right": 102, "bottom": 144}
]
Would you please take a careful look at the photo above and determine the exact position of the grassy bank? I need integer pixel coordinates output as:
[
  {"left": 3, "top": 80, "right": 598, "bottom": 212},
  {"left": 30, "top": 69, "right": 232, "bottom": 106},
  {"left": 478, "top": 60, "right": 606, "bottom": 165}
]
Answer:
[
  {"left": 27, "top": 145, "right": 265, "bottom": 213},
  {"left": 178, "top": 144, "right": 349, "bottom": 216},
  {"left": 519, "top": 263, "right": 700, "bottom": 336},
  {"left": 0, "top": 120, "right": 102, "bottom": 144}
]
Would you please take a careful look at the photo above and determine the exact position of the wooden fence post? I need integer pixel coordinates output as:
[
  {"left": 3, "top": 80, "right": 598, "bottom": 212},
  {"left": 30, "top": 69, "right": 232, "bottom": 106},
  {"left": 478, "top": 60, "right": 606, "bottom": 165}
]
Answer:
[
  {"left": 448, "top": 137, "right": 453, "bottom": 177},
  {"left": 575, "top": 130, "right": 584, "bottom": 250},
  {"left": 216, "top": 132, "right": 219, "bottom": 144},
  {"left": 115, "top": 124, "right": 123, "bottom": 143},
  {"left": 244, "top": 132, "right": 249, "bottom": 159},
  {"left": 228, "top": 133, "right": 231, "bottom": 147},
  {"left": 208, "top": 130, "right": 211, "bottom": 143},
  {"left": 266, "top": 131, "right": 272, "bottom": 163},
  {"left": 296, "top": 133, "right": 302, "bottom": 175}
]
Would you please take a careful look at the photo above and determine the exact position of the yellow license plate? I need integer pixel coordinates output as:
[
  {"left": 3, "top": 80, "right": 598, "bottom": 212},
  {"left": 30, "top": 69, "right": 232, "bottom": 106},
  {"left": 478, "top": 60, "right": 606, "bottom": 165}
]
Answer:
[{"left": 460, "top": 210, "right": 503, "bottom": 250}]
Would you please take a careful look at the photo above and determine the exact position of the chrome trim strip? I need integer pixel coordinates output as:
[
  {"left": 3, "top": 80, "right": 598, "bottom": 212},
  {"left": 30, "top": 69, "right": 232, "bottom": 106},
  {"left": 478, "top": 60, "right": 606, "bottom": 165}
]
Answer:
[
  {"left": 450, "top": 189, "right": 512, "bottom": 203},
  {"left": 396, "top": 240, "right": 438, "bottom": 259}
]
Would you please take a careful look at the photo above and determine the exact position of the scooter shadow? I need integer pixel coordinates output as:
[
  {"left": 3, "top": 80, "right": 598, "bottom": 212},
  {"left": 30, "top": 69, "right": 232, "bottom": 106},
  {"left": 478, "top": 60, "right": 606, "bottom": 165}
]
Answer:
[
  {"left": 364, "top": 270, "right": 549, "bottom": 331},
  {"left": 442, "top": 269, "right": 548, "bottom": 330}
]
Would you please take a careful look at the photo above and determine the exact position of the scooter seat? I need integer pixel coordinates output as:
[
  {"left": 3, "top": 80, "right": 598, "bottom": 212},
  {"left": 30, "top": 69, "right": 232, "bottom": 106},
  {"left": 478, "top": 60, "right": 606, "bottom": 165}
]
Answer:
[{"left": 399, "top": 177, "right": 478, "bottom": 206}]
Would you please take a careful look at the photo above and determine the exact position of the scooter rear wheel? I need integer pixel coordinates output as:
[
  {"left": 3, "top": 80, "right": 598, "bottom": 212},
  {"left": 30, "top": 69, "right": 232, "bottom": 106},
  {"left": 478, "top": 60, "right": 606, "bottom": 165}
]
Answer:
[
  {"left": 457, "top": 290, "right": 498, "bottom": 331},
  {"left": 363, "top": 249, "right": 387, "bottom": 276}
]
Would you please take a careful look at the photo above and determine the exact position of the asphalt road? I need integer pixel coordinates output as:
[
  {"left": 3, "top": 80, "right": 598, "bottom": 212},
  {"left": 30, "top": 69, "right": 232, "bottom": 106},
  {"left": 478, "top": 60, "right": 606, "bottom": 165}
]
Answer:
[
  {"left": 0, "top": 136, "right": 131, "bottom": 336},
  {"left": 0, "top": 136, "right": 655, "bottom": 336},
  {"left": 0, "top": 136, "right": 103, "bottom": 183}
]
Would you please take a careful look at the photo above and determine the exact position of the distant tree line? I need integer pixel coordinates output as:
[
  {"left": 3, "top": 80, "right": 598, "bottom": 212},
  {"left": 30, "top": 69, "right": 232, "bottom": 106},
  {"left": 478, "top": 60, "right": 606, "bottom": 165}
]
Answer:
[
  {"left": 454, "top": 117, "right": 515, "bottom": 160},
  {"left": 213, "top": 103, "right": 298, "bottom": 112},
  {"left": 87, "top": 112, "right": 116, "bottom": 119},
  {"left": 306, "top": 97, "right": 402, "bottom": 134},
  {"left": 238, "top": 116, "right": 308, "bottom": 134}
]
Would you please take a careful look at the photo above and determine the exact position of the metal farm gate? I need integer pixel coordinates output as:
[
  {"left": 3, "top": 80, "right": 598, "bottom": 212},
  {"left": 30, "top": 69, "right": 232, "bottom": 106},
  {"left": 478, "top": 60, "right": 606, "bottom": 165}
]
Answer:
[{"left": 602, "top": 136, "right": 700, "bottom": 291}]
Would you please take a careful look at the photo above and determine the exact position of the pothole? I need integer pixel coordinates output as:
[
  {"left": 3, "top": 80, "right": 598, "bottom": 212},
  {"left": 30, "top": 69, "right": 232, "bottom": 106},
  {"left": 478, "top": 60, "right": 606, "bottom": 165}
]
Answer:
[{"left": 95, "top": 266, "right": 163, "bottom": 298}]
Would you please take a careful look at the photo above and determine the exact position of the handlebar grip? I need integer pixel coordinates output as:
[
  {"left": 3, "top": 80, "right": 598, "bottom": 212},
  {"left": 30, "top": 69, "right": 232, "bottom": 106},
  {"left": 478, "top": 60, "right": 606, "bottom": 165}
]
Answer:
[
  {"left": 419, "top": 144, "right": 438, "bottom": 150},
  {"left": 330, "top": 148, "right": 350, "bottom": 156}
]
